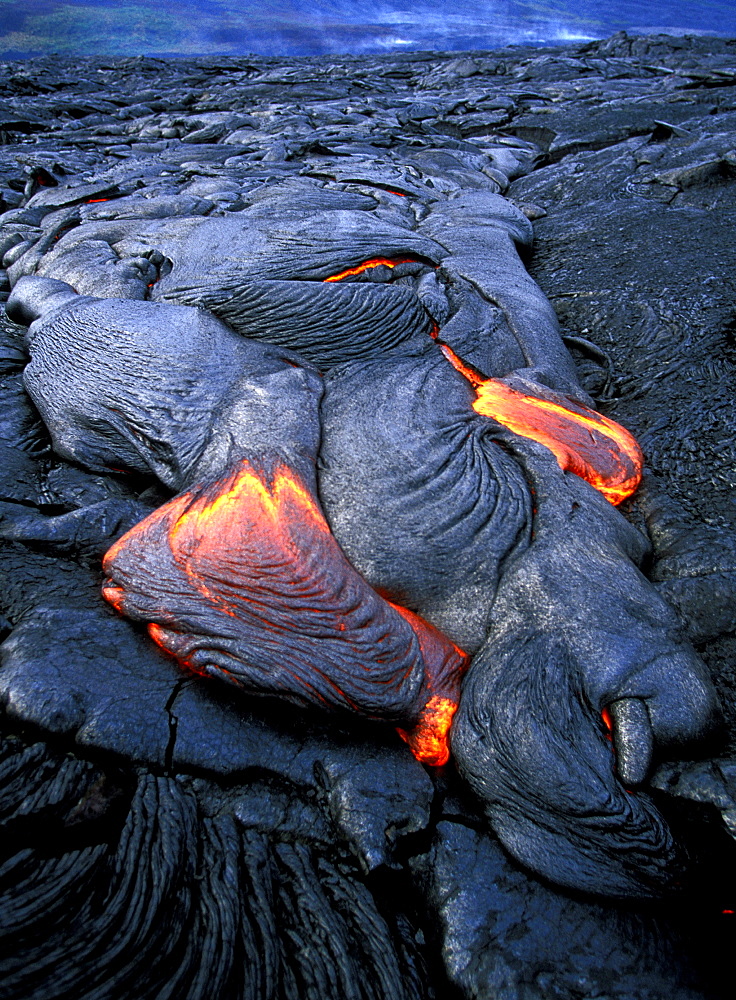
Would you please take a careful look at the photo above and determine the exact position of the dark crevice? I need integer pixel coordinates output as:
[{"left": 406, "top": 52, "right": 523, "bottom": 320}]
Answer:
[{"left": 163, "top": 678, "right": 187, "bottom": 775}]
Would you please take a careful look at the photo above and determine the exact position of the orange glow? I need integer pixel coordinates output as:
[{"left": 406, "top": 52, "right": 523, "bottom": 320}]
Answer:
[
  {"left": 389, "top": 600, "right": 466, "bottom": 765},
  {"left": 601, "top": 706, "right": 614, "bottom": 742},
  {"left": 168, "top": 462, "right": 328, "bottom": 551},
  {"left": 440, "top": 345, "right": 643, "bottom": 505},
  {"left": 147, "top": 622, "right": 168, "bottom": 647},
  {"left": 162, "top": 462, "right": 330, "bottom": 623},
  {"left": 147, "top": 623, "right": 210, "bottom": 679},
  {"left": 102, "top": 583, "right": 126, "bottom": 614},
  {"left": 396, "top": 695, "right": 458, "bottom": 766},
  {"left": 53, "top": 224, "right": 78, "bottom": 243},
  {"left": 324, "top": 257, "right": 418, "bottom": 282},
  {"left": 388, "top": 599, "right": 467, "bottom": 665},
  {"left": 86, "top": 198, "right": 110, "bottom": 203},
  {"left": 103, "top": 457, "right": 468, "bottom": 748}
]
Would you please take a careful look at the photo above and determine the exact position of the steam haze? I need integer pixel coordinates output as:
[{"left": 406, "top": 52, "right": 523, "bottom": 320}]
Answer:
[{"left": 1, "top": 1, "right": 735, "bottom": 59}]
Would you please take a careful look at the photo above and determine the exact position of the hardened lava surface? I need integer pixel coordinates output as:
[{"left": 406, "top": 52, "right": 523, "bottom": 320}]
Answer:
[{"left": 0, "top": 32, "right": 736, "bottom": 1000}]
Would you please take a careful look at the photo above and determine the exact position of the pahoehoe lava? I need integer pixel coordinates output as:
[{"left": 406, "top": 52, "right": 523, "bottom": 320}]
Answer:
[{"left": 0, "top": 32, "right": 735, "bottom": 1000}]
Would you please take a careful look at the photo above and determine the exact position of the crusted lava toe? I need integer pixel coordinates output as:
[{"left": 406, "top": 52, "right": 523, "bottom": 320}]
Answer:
[
  {"left": 451, "top": 449, "right": 719, "bottom": 898},
  {"left": 102, "top": 455, "right": 467, "bottom": 739}
]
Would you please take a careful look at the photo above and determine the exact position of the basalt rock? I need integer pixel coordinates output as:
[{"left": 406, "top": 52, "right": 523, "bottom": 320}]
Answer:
[
  {"left": 7, "top": 276, "right": 467, "bottom": 763},
  {"left": 319, "top": 350, "right": 533, "bottom": 654},
  {"left": 7, "top": 275, "right": 324, "bottom": 491},
  {"left": 0, "top": 33, "right": 735, "bottom": 1000},
  {"left": 320, "top": 348, "right": 717, "bottom": 896},
  {"left": 10, "top": 211, "right": 444, "bottom": 366},
  {"left": 450, "top": 444, "right": 716, "bottom": 896}
]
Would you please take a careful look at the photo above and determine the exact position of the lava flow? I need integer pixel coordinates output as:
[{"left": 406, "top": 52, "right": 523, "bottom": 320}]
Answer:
[
  {"left": 440, "top": 344, "right": 643, "bottom": 505},
  {"left": 396, "top": 694, "right": 458, "bottom": 766},
  {"left": 102, "top": 457, "right": 467, "bottom": 766},
  {"left": 323, "top": 257, "right": 419, "bottom": 282}
]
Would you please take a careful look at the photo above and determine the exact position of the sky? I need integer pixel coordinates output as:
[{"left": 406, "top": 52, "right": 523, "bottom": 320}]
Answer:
[{"left": 1, "top": 1, "right": 735, "bottom": 60}]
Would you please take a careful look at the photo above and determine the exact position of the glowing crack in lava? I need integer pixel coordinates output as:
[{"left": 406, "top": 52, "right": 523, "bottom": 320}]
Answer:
[
  {"left": 396, "top": 694, "right": 458, "bottom": 766},
  {"left": 102, "top": 458, "right": 467, "bottom": 766},
  {"left": 323, "top": 258, "right": 420, "bottom": 282},
  {"left": 440, "top": 344, "right": 643, "bottom": 505}
]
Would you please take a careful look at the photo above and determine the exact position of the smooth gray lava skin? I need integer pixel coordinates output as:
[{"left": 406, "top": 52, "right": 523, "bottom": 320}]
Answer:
[
  {"left": 4, "top": 257, "right": 721, "bottom": 900},
  {"left": 7, "top": 276, "right": 323, "bottom": 492},
  {"left": 11, "top": 210, "right": 444, "bottom": 369},
  {"left": 5, "top": 277, "right": 466, "bottom": 735},
  {"left": 417, "top": 191, "right": 587, "bottom": 401},
  {"left": 319, "top": 349, "right": 532, "bottom": 654},
  {"left": 320, "top": 347, "right": 720, "bottom": 897},
  {"left": 1, "top": 36, "right": 736, "bottom": 1000},
  {"left": 450, "top": 444, "right": 719, "bottom": 897},
  {"left": 0, "top": 60, "right": 725, "bottom": 908}
]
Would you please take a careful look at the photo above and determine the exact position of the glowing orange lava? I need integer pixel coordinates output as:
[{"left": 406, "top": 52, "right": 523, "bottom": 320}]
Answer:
[
  {"left": 601, "top": 706, "right": 614, "bottom": 741},
  {"left": 440, "top": 345, "right": 643, "bottom": 505},
  {"left": 103, "top": 458, "right": 467, "bottom": 764},
  {"left": 389, "top": 600, "right": 466, "bottom": 765},
  {"left": 397, "top": 695, "right": 458, "bottom": 766},
  {"left": 167, "top": 460, "right": 329, "bottom": 558},
  {"left": 324, "top": 258, "right": 418, "bottom": 282},
  {"left": 123, "top": 462, "right": 331, "bottom": 629}
]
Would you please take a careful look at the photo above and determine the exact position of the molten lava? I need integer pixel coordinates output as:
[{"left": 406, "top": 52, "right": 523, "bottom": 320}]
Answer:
[
  {"left": 102, "top": 457, "right": 467, "bottom": 766},
  {"left": 601, "top": 706, "right": 614, "bottom": 740},
  {"left": 396, "top": 695, "right": 458, "bottom": 766},
  {"left": 440, "top": 345, "right": 643, "bottom": 505},
  {"left": 388, "top": 600, "right": 465, "bottom": 765},
  {"left": 323, "top": 258, "right": 419, "bottom": 282}
]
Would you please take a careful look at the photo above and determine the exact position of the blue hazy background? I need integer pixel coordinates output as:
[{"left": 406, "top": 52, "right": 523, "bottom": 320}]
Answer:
[{"left": 1, "top": 1, "right": 735, "bottom": 60}]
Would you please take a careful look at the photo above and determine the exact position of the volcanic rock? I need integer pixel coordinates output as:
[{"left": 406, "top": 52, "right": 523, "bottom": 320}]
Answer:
[{"left": 0, "top": 33, "right": 735, "bottom": 1000}]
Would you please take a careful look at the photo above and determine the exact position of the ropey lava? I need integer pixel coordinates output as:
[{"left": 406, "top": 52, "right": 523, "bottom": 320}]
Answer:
[{"left": 6, "top": 203, "right": 719, "bottom": 897}]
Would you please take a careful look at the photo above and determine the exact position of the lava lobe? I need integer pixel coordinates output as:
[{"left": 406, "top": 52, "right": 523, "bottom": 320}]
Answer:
[{"left": 102, "top": 455, "right": 467, "bottom": 766}]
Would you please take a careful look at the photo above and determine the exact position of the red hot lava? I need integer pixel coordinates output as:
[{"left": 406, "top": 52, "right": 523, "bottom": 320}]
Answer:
[
  {"left": 102, "top": 458, "right": 467, "bottom": 766},
  {"left": 323, "top": 258, "right": 420, "bottom": 282},
  {"left": 440, "top": 344, "right": 643, "bottom": 505}
]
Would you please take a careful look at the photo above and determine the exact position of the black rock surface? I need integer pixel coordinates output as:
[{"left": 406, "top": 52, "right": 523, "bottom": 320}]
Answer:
[{"left": 0, "top": 33, "right": 735, "bottom": 1000}]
